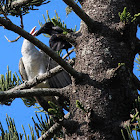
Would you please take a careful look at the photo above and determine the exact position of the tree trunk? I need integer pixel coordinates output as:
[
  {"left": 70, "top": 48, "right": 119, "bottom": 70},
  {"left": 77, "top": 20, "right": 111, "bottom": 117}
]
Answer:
[{"left": 65, "top": 0, "right": 138, "bottom": 139}]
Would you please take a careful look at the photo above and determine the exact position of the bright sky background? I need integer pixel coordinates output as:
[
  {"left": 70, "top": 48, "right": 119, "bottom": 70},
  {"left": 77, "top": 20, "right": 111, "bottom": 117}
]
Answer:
[{"left": 0, "top": 0, "right": 140, "bottom": 139}]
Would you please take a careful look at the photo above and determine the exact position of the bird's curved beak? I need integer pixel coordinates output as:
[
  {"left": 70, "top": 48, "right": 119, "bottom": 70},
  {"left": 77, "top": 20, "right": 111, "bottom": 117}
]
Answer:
[
  {"left": 30, "top": 26, "right": 38, "bottom": 36},
  {"left": 35, "top": 27, "right": 44, "bottom": 36},
  {"left": 30, "top": 26, "right": 36, "bottom": 35},
  {"left": 33, "top": 30, "right": 38, "bottom": 36}
]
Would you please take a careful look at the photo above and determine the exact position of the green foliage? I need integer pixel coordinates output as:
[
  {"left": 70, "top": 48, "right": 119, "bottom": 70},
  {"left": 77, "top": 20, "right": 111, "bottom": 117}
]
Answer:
[
  {"left": 0, "top": 114, "right": 48, "bottom": 140},
  {"left": 132, "top": 13, "right": 140, "bottom": 23},
  {"left": 48, "top": 101, "right": 64, "bottom": 119},
  {"left": 65, "top": 0, "right": 79, "bottom": 16},
  {"left": 0, "top": 66, "right": 35, "bottom": 107},
  {"left": 118, "top": 7, "right": 131, "bottom": 24},
  {"left": 118, "top": 63, "right": 125, "bottom": 67},
  {"left": 119, "top": 7, "right": 140, "bottom": 24},
  {"left": 0, "top": 113, "right": 63, "bottom": 140},
  {"left": 123, "top": 55, "right": 140, "bottom": 139},
  {"left": 0, "top": 0, "right": 50, "bottom": 17},
  {"left": 0, "top": 66, "right": 22, "bottom": 105},
  {"left": 33, "top": 103, "right": 65, "bottom": 139},
  {"left": 65, "top": 6, "right": 73, "bottom": 16},
  {"left": 32, "top": 113, "right": 64, "bottom": 139},
  {"left": 0, "top": 66, "right": 21, "bottom": 91},
  {"left": 38, "top": 10, "right": 67, "bottom": 38},
  {"left": 121, "top": 97, "right": 140, "bottom": 140},
  {"left": 21, "top": 97, "right": 36, "bottom": 108},
  {"left": 38, "top": 10, "right": 77, "bottom": 37},
  {"left": 135, "top": 55, "right": 140, "bottom": 72},
  {"left": 32, "top": 113, "right": 53, "bottom": 136},
  {"left": 52, "top": 18, "right": 70, "bottom": 34},
  {"left": 0, "top": 114, "right": 24, "bottom": 140},
  {"left": 121, "top": 129, "right": 126, "bottom": 140},
  {"left": 34, "top": 104, "right": 47, "bottom": 114},
  {"left": 76, "top": 100, "right": 87, "bottom": 113}
]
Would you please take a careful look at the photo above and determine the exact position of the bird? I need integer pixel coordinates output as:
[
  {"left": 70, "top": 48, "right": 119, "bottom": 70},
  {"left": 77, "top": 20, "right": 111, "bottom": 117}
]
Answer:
[
  {"left": 35, "top": 22, "right": 72, "bottom": 52},
  {"left": 19, "top": 26, "right": 71, "bottom": 112}
]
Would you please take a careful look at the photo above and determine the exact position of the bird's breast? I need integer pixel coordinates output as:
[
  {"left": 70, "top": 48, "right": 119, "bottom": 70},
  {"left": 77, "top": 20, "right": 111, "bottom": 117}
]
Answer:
[{"left": 22, "top": 54, "right": 46, "bottom": 80}]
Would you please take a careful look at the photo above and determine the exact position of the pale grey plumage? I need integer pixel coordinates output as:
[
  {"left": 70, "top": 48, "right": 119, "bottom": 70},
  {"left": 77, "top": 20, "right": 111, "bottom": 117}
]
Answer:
[
  {"left": 19, "top": 57, "right": 28, "bottom": 81},
  {"left": 19, "top": 27, "right": 71, "bottom": 111}
]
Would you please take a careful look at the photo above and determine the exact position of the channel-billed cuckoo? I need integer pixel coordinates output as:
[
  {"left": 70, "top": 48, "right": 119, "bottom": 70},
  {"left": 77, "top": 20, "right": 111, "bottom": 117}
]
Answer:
[{"left": 19, "top": 27, "right": 71, "bottom": 111}]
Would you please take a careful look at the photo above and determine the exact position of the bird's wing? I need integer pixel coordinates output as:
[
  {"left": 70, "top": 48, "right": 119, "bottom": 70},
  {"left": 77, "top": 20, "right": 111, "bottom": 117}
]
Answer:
[
  {"left": 19, "top": 57, "right": 28, "bottom": 81},
  {"left": 40, "top": 50, "right": 71, "bottom": 88},
  {"left": 49, "top": 35, "right": 72, "bottom": 51}
]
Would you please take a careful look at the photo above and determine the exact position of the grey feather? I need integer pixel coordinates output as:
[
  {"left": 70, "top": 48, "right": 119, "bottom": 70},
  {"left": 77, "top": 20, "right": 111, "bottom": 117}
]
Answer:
[
  {"left": 40, "top": 50, "right": 71, "bottom": 88},
  {"left": 19, "top": 58, "right": 28, "bottom": 81}
]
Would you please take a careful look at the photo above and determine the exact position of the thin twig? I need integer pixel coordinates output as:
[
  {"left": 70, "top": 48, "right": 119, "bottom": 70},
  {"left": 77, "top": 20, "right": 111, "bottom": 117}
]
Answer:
[
  {"left": 0, "top": 86, "right": 70, "bottom": 102},
  {"left": 62, "top": 48, "right": 75, "bottom": 59},
  {"left": 20, "top": 14, "right": 24, "bottom": 28},
  {"left": 4, "top": 35, "right": 21, "bottom": 42},
  {"left": 4, "top": 14, "right": 23, "bottom": 42}
]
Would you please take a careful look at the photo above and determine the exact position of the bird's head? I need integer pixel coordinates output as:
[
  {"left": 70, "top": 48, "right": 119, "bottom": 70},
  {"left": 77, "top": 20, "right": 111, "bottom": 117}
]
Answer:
[{"left": 35, "top": 22, "right": 54, "bottom": 36}]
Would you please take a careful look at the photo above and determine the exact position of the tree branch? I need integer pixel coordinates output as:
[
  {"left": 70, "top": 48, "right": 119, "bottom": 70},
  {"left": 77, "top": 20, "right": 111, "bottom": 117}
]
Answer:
[
  {"left": 0, "top": 86, "right": 70, "bottom": 102},
  {"left": 63, "top": 48, "right": 75, "bottom": 59},
  {"left": 4, "top": 14, "right": 23, "bottom": 42},
  {"left": 8, "top": 61, "right": 74, "bottom": 93},
  {"left": 38, "top": 121, "right": 61, "bottom": 140},
  {"left": 0, "top": 17, "right": 82, "bottom": 79},
  {"left": 62, "top": 0, "right": 99, "bottom": 31},
  {"left": 63, "top": 0, "right": 124, "bottom": 40},
  {"left": 106, "top": 64, "right": 140, "bottom": 93},
  {"left": 4, "top": 35, "right": 21, "bottom": 42}
]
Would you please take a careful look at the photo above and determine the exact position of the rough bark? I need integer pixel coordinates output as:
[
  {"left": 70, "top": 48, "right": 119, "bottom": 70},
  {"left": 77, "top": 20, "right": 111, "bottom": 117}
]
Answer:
[{"left": 65, "top": 0, "right": 139, "bottom": 139}]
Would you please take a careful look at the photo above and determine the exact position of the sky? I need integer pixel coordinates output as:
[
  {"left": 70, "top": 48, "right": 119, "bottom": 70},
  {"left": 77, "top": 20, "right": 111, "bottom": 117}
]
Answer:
[{"left": 0, "top": 0, "right": 140, "bottom": 139}]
